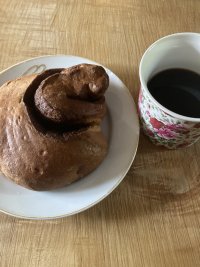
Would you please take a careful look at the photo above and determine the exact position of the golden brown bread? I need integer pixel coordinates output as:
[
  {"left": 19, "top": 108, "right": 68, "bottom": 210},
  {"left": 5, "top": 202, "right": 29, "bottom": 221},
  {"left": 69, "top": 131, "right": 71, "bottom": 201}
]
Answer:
[{"left": 0, "top": 64, "right": 109, "bottom": 190}]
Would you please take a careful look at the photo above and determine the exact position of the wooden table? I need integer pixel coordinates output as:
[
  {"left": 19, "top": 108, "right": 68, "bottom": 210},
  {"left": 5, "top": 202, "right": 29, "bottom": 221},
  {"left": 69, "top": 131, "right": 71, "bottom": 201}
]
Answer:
[{"left": 0, "top": 0, "right": 200, "bottom": 266}]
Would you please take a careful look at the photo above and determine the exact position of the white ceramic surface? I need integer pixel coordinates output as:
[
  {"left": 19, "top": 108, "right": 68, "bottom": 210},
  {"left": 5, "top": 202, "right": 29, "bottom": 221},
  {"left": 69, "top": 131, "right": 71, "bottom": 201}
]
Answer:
[{"left": 0, "top": 55, "right": 139, "bottom": 219}]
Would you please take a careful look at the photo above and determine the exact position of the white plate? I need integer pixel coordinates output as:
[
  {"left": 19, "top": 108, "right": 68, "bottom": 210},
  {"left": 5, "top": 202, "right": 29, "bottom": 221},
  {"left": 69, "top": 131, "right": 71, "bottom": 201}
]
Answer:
[{"left": 0, "top": 55, "right": 139, "bottom": 219}]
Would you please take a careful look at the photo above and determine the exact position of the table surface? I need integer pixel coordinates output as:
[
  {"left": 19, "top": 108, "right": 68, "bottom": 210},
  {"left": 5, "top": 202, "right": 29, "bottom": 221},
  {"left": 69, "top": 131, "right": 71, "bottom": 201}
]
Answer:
[{"left": 0, "top": 0, "right": 200, "bottom": 266}]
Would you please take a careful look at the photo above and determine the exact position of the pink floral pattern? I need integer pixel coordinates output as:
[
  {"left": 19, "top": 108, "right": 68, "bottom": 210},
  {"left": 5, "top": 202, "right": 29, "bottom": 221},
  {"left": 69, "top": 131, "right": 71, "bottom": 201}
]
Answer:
[
  {"left": 150, "top": 118, "right": 164, "bottom": 129},
  {"left": 157, "top": 128, "right": 176, "bottom": 139},
  {"left": 138, "top": 87, "right": 200, "bottom": 149}
]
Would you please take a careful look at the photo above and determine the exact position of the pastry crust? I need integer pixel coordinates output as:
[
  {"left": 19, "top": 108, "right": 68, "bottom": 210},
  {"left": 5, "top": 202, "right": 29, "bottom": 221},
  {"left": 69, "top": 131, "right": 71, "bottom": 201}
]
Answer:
[{"left": 0, "top": 64, "right": 109, "bottom": 190}]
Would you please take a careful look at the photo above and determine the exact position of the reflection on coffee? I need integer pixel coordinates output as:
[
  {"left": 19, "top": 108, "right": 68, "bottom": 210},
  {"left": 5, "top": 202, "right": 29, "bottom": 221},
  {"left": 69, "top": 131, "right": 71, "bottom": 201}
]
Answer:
[{"left": 147, "top": 69, "right": 200, "bottom": 118}]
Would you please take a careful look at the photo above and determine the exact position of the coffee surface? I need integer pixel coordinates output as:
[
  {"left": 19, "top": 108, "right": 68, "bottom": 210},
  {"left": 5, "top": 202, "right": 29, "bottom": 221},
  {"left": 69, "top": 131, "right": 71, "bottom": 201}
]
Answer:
[{"left": 147, "top": 69, "right": 200, "bottom": 118}]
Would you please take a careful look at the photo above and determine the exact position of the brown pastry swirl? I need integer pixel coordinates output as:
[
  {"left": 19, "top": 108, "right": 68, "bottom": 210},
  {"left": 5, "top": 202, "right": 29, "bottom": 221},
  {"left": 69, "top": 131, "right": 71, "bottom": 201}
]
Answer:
[{"left": 0, "top": 64, "right": 109, "bottom": 190}]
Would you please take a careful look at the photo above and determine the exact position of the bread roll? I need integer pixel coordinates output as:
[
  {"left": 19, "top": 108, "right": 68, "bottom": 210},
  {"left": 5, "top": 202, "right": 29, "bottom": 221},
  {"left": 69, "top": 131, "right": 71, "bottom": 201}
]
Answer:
[{"left": 0, "top": 64, "right": 109, "bottom": 190}]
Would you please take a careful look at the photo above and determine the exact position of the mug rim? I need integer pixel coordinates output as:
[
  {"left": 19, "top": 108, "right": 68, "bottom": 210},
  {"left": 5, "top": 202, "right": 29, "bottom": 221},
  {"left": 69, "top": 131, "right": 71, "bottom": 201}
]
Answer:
[{"left": 139, "top": 32, "right": 200, "bottom": 122}]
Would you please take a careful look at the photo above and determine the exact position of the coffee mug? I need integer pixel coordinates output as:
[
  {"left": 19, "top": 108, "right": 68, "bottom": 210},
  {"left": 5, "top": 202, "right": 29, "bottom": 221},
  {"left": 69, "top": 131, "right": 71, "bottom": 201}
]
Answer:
[{"left": 138, "top": 32, "right": 200, "bottom": 149}]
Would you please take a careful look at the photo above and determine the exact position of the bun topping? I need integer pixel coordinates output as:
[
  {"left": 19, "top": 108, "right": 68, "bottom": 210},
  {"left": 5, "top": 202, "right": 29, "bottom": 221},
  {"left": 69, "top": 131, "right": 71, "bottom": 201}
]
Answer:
[{"left": 24, "top": 64, "right": 109, "bottom": 133}]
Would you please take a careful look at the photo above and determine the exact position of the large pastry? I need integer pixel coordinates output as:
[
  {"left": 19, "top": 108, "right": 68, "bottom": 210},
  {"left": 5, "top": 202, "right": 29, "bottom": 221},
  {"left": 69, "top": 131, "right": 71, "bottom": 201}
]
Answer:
[{"left": 0, "top": 64, "right": 109, "bottom": 190}]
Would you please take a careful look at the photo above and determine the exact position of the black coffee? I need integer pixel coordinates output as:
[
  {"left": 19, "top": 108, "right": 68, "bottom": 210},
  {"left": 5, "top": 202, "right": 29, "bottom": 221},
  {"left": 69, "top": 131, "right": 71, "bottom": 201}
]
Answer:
[{"left": 147, "top": 68, "right": 200, "bottom": 118}]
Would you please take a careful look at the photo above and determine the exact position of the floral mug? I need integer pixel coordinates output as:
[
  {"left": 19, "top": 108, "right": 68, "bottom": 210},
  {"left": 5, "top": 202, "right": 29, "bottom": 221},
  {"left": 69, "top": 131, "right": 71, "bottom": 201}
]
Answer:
[{"left": 138, "top": 33, "right": 200, "bottom": 149}]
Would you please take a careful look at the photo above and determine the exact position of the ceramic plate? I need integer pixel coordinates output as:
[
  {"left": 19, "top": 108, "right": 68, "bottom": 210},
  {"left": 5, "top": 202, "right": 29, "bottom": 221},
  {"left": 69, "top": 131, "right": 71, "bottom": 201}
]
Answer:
[{"left": 0, "top": 55, "right": 139, "bottom": 219}]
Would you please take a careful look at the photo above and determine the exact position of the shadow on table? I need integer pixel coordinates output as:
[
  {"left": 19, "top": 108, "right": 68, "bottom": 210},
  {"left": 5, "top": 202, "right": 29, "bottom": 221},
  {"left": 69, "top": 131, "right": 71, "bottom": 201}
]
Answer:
[{"left": 77, "top": 131, "right": 200, "bottom": 222}]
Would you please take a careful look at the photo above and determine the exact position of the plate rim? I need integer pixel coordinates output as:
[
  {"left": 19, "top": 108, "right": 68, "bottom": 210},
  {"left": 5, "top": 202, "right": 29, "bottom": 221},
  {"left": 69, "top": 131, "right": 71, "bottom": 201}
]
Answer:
[{"left": 0, "top": 55, "right": 140, "bottom": 220}]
